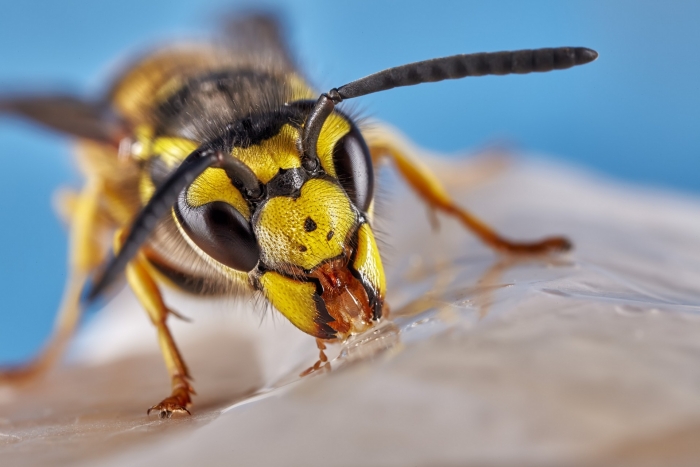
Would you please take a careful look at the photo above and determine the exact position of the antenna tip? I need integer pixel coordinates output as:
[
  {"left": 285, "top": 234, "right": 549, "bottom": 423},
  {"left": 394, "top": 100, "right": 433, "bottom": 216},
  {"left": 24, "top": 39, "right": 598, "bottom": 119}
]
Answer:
[{"left": 576, "top": 47, "right": 599, "bottom": 64}]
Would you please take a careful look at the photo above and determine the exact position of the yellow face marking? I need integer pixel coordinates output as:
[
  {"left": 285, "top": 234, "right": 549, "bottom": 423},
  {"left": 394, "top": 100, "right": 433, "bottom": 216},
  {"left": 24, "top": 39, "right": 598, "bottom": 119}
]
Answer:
[
  {"left": 255, "top": 179, "right": 356, "bottom": 271},
  {"left": 353, "top": 223, "right": 386, "bottom": 299},
  {"left": 315, "top": 112, "right": 351, "bottom": 178},
  {"left": 186, "top": 168, "right": 250, "bottom": 219},
  {"left": 233, "top": 124, "right": 301, "bottom": 183},
  {"left": 232, "top": 111, "right": 351, "bottom": 184},
  {"left": 259, "top": 271, "right": 324, "bottom": 337}
]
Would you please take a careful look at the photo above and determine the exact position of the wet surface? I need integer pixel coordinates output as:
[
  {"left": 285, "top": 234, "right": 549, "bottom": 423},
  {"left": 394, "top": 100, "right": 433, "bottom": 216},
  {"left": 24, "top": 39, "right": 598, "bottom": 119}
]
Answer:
[{"left": 2, "top": 155, "right": 700, "bottom": 466}]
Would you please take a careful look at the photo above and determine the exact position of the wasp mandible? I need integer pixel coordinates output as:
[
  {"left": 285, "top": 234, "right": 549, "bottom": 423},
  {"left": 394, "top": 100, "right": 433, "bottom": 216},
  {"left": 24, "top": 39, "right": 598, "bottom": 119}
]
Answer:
[{"left": 0, "top": 15, "right": 597, "bottom": 418}]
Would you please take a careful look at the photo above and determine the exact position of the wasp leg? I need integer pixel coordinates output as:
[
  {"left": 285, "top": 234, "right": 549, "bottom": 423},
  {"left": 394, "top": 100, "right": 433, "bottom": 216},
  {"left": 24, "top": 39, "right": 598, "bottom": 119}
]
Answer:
[
  {"left": 0, "top": 180, "right": 106, "bottom": 383},
  {"left": 367, "top": 132, "right": 571, "bottom": 254},
  {"left": 300, "top": 339, "right": 331, "bottom": 377},
  {"left": 116, "top": 230, "right": 194, "bottom": 418}
]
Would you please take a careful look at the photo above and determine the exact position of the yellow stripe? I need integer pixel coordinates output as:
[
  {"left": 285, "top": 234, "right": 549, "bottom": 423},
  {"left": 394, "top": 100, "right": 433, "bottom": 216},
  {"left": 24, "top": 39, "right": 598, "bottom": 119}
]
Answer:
[
  {"left": 315, "top": 112, "right": 351, "bottom": 177},
  {"left": 353, "top": 223, "right": 386, "bottom": 298},
  {"left": 233, "top": 124, "right": 301, "bottom": 183},
  {"left": 152, "top": 137, "right": 198, "bottom": 168},
  {"left": 259, "top": 271, "right": 323, "bottom": 337},
  {"left": 186, "top": 167, "right": 250, "bottom": 219},
  {"left": 138, "top": 136, "right": 199, "bottom": 204}
]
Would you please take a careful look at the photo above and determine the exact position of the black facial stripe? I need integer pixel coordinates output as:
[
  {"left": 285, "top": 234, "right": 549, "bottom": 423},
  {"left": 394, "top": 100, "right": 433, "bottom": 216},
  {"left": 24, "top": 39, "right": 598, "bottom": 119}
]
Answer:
[
  {"left": 307, "top": 276, "right": 338, "bottom": 339},
  {"left": 348, "top": 225, "right": 383, "bottom": 321},
  {"left": 153, "top": 101, "right": 364, "bottom": 210},
  {"left": 225, "top": 114, "right": 294, "bottom": 149},
  {"left": 264, "top": 168, "right": 346, "bottom": 202},
  {"left": 223, "top": 100, "right": 315, "bottom": 149},
  {"left": 250, "top": 268, "right": 336, "bottom": 339},
  {"left": 351, "top": 268, "right": 382, "bottom": 321},
  {"left": 266, "top": 167, "right": 308, "bottom": 198}
]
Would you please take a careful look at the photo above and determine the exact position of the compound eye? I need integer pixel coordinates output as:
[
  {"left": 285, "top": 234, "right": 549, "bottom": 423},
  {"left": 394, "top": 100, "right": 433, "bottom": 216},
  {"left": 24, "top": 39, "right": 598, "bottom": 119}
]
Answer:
[
  {"left": 175, "top": 196, "right": 260, "bottom": 272},
  {"left": 332, "top": 125, "right": 374, "bottom": 212}
]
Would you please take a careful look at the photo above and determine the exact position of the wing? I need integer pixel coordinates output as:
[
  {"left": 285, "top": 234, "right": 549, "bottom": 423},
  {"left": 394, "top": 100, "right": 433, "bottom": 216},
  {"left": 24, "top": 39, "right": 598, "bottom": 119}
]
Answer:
[
  {"left": 0, "top": 94, "right": 128, "bottom": 145},
  {"left": 221, "top": 12, "right": 296, "bottom": 71}
]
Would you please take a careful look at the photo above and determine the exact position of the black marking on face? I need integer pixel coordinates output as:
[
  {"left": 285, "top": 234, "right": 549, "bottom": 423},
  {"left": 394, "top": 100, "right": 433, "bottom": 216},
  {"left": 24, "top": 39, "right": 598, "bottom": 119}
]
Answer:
[
  {"left": 326, "top": 230, "right": 334, "bottom": 241},
  {"left": 308, "top": 277, "right": 338, "bottom": 339},
  {"left": 266, "top": 167, "right": 308, "bottom": 199},
  {"left": 304, "top": 217, "right": 317, "bottom": 232},
  {"left": 348, "top": 226, "right": 383, "bottom": 321},
  {"left": 299, "top": 245, "right": 307, "bottom": 252}
]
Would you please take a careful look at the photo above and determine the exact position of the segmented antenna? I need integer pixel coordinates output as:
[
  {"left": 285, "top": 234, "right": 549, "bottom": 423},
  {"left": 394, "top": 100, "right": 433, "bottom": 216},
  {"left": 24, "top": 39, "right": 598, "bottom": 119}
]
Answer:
[
  {"left": 85, "top": 147, "right": 218, "bottom": 301},
  {"left": 303, "top": 47, "right": 598, "bottom": 164},
  {"left": 86, "top": 46, "right": 598, "bottom": 302}
]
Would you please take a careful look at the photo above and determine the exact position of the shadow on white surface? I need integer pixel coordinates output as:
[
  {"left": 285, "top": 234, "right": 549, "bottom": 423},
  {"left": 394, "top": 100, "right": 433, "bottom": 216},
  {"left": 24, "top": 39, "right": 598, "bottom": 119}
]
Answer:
[{"left": 2, "top": 155, "right": 700, "bottom": 467}]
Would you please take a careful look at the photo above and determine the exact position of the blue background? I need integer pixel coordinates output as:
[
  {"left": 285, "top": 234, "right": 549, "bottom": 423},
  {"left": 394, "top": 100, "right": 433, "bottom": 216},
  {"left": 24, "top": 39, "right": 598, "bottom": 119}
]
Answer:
[{"left": 0, "top": 0, "right": 698, "bottom": 363}]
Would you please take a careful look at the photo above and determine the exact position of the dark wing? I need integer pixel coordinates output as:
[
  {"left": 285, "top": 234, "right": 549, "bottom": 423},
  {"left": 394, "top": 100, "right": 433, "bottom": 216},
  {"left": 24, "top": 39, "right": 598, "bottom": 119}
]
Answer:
[
  {"left": 0, "top": 94, "right": 128, "bottom": 145},
  {"left": 221, "top": 12, "right": 295, "bottom": 70}
]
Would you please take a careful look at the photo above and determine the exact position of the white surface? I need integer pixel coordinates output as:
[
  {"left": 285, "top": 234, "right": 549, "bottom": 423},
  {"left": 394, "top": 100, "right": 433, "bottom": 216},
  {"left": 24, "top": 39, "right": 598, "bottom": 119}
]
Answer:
[{"left": 64, "top": 156, "right": 700, "bottom": 466}]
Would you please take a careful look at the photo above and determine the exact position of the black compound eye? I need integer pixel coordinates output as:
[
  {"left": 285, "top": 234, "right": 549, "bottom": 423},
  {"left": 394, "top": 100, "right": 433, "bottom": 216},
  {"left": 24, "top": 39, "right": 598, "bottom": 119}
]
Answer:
[
  {"left": 332, "top": 124, "right": 374, "bottom": 212},
  {"left": 174, "top": 195, "right": 260, "bottom": 272}
]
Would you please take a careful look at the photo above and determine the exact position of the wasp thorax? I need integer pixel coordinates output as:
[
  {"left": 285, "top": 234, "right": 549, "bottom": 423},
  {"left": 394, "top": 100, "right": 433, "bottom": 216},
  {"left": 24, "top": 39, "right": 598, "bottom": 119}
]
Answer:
[{"left": 253, "top": 178, "right": 356, "bottom": 271}]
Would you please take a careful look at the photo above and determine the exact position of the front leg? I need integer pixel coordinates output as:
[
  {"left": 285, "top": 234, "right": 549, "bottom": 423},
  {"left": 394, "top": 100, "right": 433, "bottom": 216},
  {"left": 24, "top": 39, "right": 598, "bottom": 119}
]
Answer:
[
  {"left": 366, "top": 127, "right": 571, "bottom": 254},
  {"left": 300, "top": 339, "right": 331, "bottom": 377},
  {"left": 116, "top": 230, "right": 195, "bottom": 418}
]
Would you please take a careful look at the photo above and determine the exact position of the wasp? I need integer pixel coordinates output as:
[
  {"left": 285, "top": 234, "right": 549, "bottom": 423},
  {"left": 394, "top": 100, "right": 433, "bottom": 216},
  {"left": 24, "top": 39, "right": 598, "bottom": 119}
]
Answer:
[{"left": 0, "top": 15, "right": 597, "bottom": 418}]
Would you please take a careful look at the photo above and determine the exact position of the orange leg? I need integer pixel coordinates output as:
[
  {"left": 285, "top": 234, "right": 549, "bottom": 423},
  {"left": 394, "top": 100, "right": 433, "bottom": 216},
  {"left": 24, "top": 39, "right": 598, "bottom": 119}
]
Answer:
[
  {"left": 366, "top": 128, "right": 571, "bottom": 254},
  {"left": 300, "top": 339, "right": 331, "bottom": 377},
  {"left": 115, "top": 229, "right": 195, "bottom": 418}
]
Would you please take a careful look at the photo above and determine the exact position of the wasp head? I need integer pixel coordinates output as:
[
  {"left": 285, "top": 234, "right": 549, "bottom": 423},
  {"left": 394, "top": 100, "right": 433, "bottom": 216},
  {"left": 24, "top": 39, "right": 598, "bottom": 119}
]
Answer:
[{"left": 173, "top": 105, "right": 386, "bottom": 340}]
